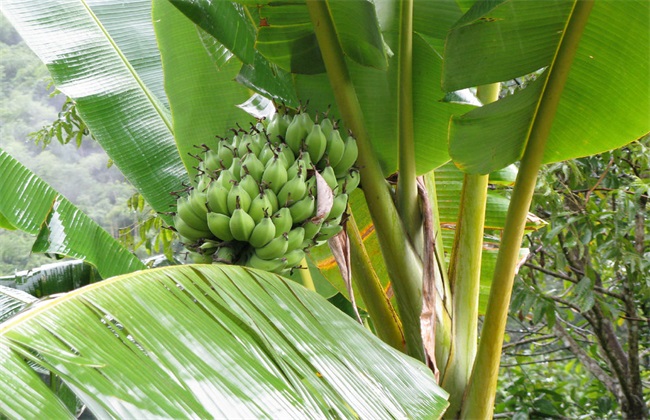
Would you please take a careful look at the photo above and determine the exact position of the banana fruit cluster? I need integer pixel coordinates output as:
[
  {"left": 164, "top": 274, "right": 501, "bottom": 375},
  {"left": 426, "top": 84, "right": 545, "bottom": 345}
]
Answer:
[{"left": 173, "top": 111, "right": 359, "bottom": 274}]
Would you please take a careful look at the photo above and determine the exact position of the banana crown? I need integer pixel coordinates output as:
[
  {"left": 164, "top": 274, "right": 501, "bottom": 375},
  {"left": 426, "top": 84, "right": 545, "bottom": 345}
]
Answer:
[{"left": 173, "top": 110, "right": 359, "bottom": 274}]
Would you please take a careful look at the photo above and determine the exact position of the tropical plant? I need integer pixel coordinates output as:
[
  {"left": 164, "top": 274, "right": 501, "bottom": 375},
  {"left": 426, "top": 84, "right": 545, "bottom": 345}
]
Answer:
[{"left": 1, "top": 0, "right": 648, "bottom": 418}]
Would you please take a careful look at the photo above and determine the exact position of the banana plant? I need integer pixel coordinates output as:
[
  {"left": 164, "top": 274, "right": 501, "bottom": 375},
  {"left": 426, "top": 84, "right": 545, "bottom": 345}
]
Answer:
[{"left": 1, "top": 0, "right": 648, "bottom": 418}]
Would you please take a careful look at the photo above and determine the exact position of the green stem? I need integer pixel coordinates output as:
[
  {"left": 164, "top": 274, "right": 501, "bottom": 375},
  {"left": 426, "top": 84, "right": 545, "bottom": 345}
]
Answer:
[
  {"left": 396, "top": 0, "right": 420, "bottom": 243},
  {"left": 348, "top": 213, "right": 405, "bottom": 352},
  {"left": 460, "top": 2, "right": 594, "bottom": 417},
  {"left": 298, "top": 257, "right": 316, "bottom": 292},
  {"left": 442, "top": 85, "right": 496, "bottom": 418},
  {"left": 306, "top": 0, "right": 424, "bottom": 360}
]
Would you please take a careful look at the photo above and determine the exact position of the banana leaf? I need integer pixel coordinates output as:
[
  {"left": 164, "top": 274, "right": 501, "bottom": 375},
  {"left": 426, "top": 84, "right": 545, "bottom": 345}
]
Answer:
[{"left": 0, "top": 265, "right": 448, "bottom": 418}]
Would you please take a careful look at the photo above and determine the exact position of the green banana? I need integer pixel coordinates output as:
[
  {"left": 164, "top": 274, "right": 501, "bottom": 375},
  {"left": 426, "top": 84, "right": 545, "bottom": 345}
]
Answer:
[
  {"left": 272, "top": 207, "right": 293, "bottom": 236},
  {"left": 207, "top": 212, "right": 235, "bottom": 242},
  {"left": 278, "top": 143, "right": 295, "bottom": 168},
  {"left": 214, "top": 245, "right": 238, "bottom": 264},
  {"left": 326, "top": 193, "right": 348, "bottom": 221},
  {"left": 305, "top": 124, "right": 327, "bottom": 164},
  {"left": 254, "top": 233, "right": 289, "bottom": 260},
  {"left": 246, "top": 253, "right": 287, "bottom": 273},
  {"left": 177, "top": 195, "right": 209, "bottom": 231},
  {"left": 337, "top": 168, "right": 361, "bottom": 194},
  {"left": 227, "top": 183, "right": 252, "bottom": 214},
  {"left": 276, "top": 172, "right": 307, "bottom": 207},
  {"left": 289, "top": 193, "right": 316, "bottom": 224},
  {"left": 207, "top": 182, "right": 230, "bottom": 215},
  {"left": 284, "top": 249, "right": 306, "bottom": 268},
  {"left": 264, "top": 188, "right": 280, "bottom": 215},
  {"left": 191, "top": 252, "right": 213, "bottom": 264},
  {"left": 266, "top": 112, "right": 290, "bottom": 143},
  {"left": 230, "top": 205, "right": 256, "bottom": 242},
  {"left": 262, "top": 156, "right": 288, "bottom": 194},
  {"left": 325, "top": 129, "right": 345, "bottom": 168},
  {"left": 320, "top": 165, "right": 338, "bottom": 191},
  {"left": 285, "top": 112, "right": 311, "bottom": 154},
  {"left": 286, "top": 227, "right": 305, "bottom": 252},
  {"left": 258, "top": 142, "right": 276, "bottom": 167},
  {"left": 203, "top": 149, "right": 221, "bottom": 174},
  {"left": 229, "top": 157, "right": 242, "bottom": 182},
  {"left": 216, "top": 169, "right": 236, "bottom": 191},
  {"left": 319, "top": 117, "right": 334, "bottom": 142},
  {"left": 188, "top": 191, "right": 209, "bottom": 219},
  {"left": 217, "top": 140, "right": 235, "bottom": 169},
  {"left": 175, "top": 215, "right": 214, "bottom": 242},
  {"left": 302, "top": 218, "right": 323, "bottom": 241},
  {"left": 248, "top": 192, "right": 273, "bottom": 224},
  {"left": 332, "top": 135, "right": 358, "bottom": 177},
  {"left": 248, "top": 216, "right": 276, "bottom": 248},
  {"left": 316, "top": 221, "right": 343, "bottom": 241},
  {"left": 240, "top": 152, "right": 265, "bottom": 181},
  {"left": 239, "top": 174, "right": 260, "bottom": 201}
]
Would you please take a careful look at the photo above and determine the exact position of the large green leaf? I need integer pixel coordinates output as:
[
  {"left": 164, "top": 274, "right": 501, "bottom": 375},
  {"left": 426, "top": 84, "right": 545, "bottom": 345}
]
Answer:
[
  {"left": 0, "top": 265, "right": 448, "bottom": 418},
  {"left": 444, "top": 0, "right": 650, "bottom": 173},
  {"left": 0, "top": 0, "right": 186, "bottom": 220},
  {"left": 0, "top": 149, "right": 145, "bottom": 279},
  {"left": 153, "top": 0, "right": 256, "bottom": 181},
  {"left": 0, "top": 260, "right": 99, "bottom": 298},
  {"left": 0, "top": 286, "right": 36, "bottom": 323}
]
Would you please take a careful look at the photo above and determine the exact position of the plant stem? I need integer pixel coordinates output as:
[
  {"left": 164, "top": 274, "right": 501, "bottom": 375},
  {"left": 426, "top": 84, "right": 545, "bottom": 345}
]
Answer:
[
  {"left": 442, "top": 84, "right": 496, "bottom": 419},
  {"left": 396, "top": 0, "right": 420, "bottom": 243},
  {"left": 348, "top": 213, "right": 405, "bottom": 352},
  {"left": 460, "top": 2, "right": 594, "bottom": 417},
  {"left": 306, "top": 0, "right": 425, "bottom": 361},
  {"left": 298, "top": 257, "right": 316, "bottom": 292}
]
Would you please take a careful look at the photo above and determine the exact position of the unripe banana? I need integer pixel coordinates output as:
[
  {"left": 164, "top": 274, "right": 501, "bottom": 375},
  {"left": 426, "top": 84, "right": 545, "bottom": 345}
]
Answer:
[
  {"left": 192, "top": 252, "right": 213, "bottom": 264},
  {"left": 285, "top": 113, "right": 310, "bottom": 154},
  {"left": 248, "top": 192, "right": 273, "bottom": 224},
  {"left": 207, "top": 212, "right": 235, "bottom": 242},
  {"left": 207, "top": 182, "right": 230, "bottom": 215},
  {"left": 230, "top": 204, "right": 256, "bottom": 242},
  {"left": 199, "top": 240, "right": 220, "bottom": 254},
  {"left": 325, "top": 129, "right": 345, "bottom": 169},
  {"left": 289, "top": 194, "right": 316, "bottom": 224},
  {"left": 277, "top": 173, "right": 307, "bottom": 207},
  {"left": 237, "top": 134, "right": 261, "bottom": 157},
  {"left": 302, "top": 218, "right": 323, "bottom": 241},
  {"left": 267, "top": 112, "right": 290, "bottom": 143},
  {"left": 332, "top": 135, "right": 358, "bottom": 177},
  {"left": 177, "top": 196, "right": 209, "bottom": 231},
  {"left": 227, "top": 183, "right": 252, "bottom": 214},
  {"left": 240, "top": 152, "right": 265, "bottom": 181},
  {"left": 305, "top": 124, "right": 327, "bottom": 164},
  {"left": 229, "top": 157, "right": 243, "bottom": 182},
  {"left": 254, "top": 233, "right": 289, "bottom": 260},
  {"left": 214, "top": 245, "right": 238, "bottom": 264},
  {"left": 316, "top": 222, "right": 343, "bottom": 241},
  {"left": 320, "top": 165, "right": 338, "bottom": 191},
  {"left": 216, "top": 169, "right": 236, "bottom": 191},
  {"left": 203, "top": 149, "right": 221, "bottom": 174},
  {"left": 337, "top": 168, "right": 361, "bottom": 193},
  {"left": 175, "top": 215, "right": 214, "bottom": 242},
  {"left": 239, "top": 174, "right": 260, "bottom": 201},
  {"left": 217, "top": 140, "right": 235, "bottom": 169},
  {"left": 258, "top": 142, "right": 276, "bottom": 167},
  {"left": 286, "top": 227, "right": 305, "bottom": 252},
  {"left": 262, "top": 156, "right": 288, "bottom": 194},
  {"left": 319, "top": 117, "right": 334, "bottom": 141},
  {"left": 278, "top": 143, "right": 296, "bottom": 168},
  {"left": 188, "top": 191, "right": 209, "bottom": 220},
  {"left": 264, "top": 188, "right": 280, "bottom": 214},
  {"left": 287, "top": 152, "right": 310, "bottom": 180},
  {"left": 196, "top": 175, "right": 210, "bottom": 193},
  {"left": 246, "top": 253, "right": 287, "bottom": 273},
  {"left": 272, "top": 207, "right": 293, "bottom": 236},
  {"left": 326, "top": 193, "right": 348, "bottom": 221},
  {"left": 284, "top": 249, "right": 306, "bottom": 268},
  {"left": 248, "top": 216, "right": 276, "bottom": 248}
]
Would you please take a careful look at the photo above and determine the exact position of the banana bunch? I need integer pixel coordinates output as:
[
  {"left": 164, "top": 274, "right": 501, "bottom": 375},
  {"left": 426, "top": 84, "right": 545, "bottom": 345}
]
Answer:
[{"left": 173, "top": 110, "right": 360, "bottom": 274}]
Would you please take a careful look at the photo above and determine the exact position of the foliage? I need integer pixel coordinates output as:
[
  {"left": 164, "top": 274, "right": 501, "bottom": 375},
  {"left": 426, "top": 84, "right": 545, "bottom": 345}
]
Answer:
[
  {"left": 0, "top": 0, "right": 648, "bottom": 417},
  {"left": 499, "top": 137, "right": 650, "bottom": 418}
]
